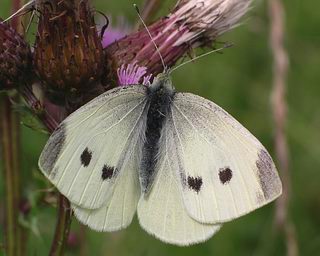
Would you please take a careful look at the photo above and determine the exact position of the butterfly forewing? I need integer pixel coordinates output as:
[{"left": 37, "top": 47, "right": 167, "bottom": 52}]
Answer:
[
  {"left": 166, "top": 92, "right": 282, "bottom": 224},
  {"left": 39, "top": 85, "right": 148, "bottom": 209},
  {"left": 72, "top": 138, "right": 142, "bottom": 231}
]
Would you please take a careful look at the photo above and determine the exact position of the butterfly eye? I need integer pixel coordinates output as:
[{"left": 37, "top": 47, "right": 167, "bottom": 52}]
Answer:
[
  {"left": 101, "top": 165, "right": 116, "bottom": 180},
  {"left": 218, "top": 167, "right": 233, "bottom": 184},
  {"left": 80, "top": 147, "right": 92, "bottom": 167},
  {"left": 187, "top": 176, "right": 203, "bottom": 193}
]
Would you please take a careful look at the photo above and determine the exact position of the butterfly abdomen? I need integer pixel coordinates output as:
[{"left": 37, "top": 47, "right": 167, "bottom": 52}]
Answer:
[{"left": 140, "top": 82, "right": 174, "bottom": 193}]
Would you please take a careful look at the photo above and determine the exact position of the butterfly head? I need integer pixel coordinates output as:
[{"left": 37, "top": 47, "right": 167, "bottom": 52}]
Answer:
[{"left": 149, "top": 71, "right": 175, "bottom": 95}]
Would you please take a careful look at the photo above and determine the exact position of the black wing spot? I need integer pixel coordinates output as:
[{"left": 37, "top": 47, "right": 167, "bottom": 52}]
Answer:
[
  {"left": 101, "top": 165, "right": 115, "bottom": 180},
  {"left": 187, "top": 176, "right": 203, "bottom": 193},
  {"left": 80, "top": 147, "right": 92, "bottom": 167},
  {"left": 219, "top": 167, "right": 232, "bottom": 184}
]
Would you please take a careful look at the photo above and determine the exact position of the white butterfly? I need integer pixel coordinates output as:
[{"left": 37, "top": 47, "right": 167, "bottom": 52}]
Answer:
[{"left": 38, "top": 71, "right": 282, "bottom": 246}]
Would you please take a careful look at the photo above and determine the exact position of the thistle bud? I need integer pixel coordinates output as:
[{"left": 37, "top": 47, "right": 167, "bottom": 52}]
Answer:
[
  {"left": 34, "top": 0, "right": 104, "bottom": 96},
  {"left": 0, "top": 20, "right": 32, "bottom": 90}
]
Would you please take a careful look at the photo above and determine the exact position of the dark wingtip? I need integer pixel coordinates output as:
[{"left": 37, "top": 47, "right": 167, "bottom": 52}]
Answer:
[
  {"left": 39, "top": 123, "right": 66, "bottom": 176},
  {"left": 256, "top": 149, "right": 282, "bottom": 200}
]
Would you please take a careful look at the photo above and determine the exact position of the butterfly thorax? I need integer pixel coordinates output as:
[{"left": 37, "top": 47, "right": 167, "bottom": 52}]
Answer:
[
  {"left": 140, "top": 73, "right": 175, "bottom": 194},
  {"left": 148, "top": 72, "right": 175, "bottom": 95}
]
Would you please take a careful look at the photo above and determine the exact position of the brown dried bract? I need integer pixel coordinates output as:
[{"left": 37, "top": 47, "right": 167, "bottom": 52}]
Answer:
[{"left": 34, "top": 0, "right": 105, "bottom": 96}]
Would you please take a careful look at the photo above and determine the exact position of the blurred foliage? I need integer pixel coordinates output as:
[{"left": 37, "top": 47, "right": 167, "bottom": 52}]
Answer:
[{"left": 0, "top": 0, "right": 320, "bottom": 255}]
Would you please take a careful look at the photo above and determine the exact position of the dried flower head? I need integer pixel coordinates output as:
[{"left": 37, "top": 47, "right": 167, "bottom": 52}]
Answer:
[
  {"left": 34, "top": 0, "right": 105, "bottom": 97},
  {"left": 106, "top": 0, "right": 251, "bottom": 77},
  {"left": 171, "top": 0, "right": 252, "bottom": 46},
  {"left": 0, "top": 20, "right": 32, "bottom": 90}
]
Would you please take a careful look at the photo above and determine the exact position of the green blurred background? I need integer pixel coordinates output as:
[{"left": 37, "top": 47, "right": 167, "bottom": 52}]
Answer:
[{"left": 0, "top": 0, "right": 319, "bottom": 255}]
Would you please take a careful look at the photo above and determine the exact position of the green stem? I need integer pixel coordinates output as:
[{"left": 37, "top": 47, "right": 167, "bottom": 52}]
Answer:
[
  {"left": 0, "top": 95, "right": 21, "bottom": 256},
  {"left": 39, "top": 99, "right": 73, "bottom": 256},
  {"left": 49, "top": 195, "right": 72, "bottom": 256},
  {"left": 0, "top": 1, "right": 26, "bottom": 255}
]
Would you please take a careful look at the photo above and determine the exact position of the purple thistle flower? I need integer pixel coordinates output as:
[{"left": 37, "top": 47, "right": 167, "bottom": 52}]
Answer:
[
  {"left": 117, "top": 61, "right": 152, "bottom": 86},
  {"left": 101, "top": 19, "right": 130, "bottom": 48},
  {"left": 102, "top": 28, "right": 127, "bottom": 48},
  {"left": 106, "top": 0, "right": 252, "bottom": 77},
  {"left": 2, "top": 0, "right": 252, "bottom": 129}
]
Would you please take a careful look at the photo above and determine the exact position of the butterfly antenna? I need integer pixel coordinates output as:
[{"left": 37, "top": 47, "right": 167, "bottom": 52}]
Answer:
[
  {"left": 133, "top": 4, "right": 167, "bottom": 72},
  {"left": 169, "top": 43, "right": 234, "bottom": 74}
]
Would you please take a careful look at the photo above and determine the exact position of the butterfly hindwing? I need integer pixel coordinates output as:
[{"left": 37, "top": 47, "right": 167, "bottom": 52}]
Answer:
[
  {"left": 137, "top": 149, "right": 221, "bottom": 246},
  {"left": 39, "top": 85, "right": 148, "bottom": 210},
  {"left": 165, "top": 92, "right": 282, "bottom": 224}
]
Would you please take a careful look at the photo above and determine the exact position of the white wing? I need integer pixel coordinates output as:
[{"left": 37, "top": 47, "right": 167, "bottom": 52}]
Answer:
[
  {"left": 72, "top": 140, "right": 141, "bottom": 231},
  {"left": 39, "top": 85, "right": 147, "bottom": 210},
  {"left": 166, "top": 92, "right": 282, "bottom": 224},
  {"left": 137, "top": 125, "right": 221, "bottom": 246}
]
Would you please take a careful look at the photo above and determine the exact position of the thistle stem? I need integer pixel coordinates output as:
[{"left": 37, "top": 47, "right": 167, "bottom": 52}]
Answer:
[
  {"left": 46, "top": 120, "right": 72, "bottom": 256},
  {"left": 0, "top": 0, "right": 24, "bottom": 254},
  {"left": 21, "top": 85, "right": 59, "bottom": 132},
  {"left": 49, "top": 195, "right": 72, "bottom": 256},
  {"left": 268, "top": 0, "right": 298, "bottom": 255},
  {"left": 0, "top": 95, "right": 21, "bottom": 256}
]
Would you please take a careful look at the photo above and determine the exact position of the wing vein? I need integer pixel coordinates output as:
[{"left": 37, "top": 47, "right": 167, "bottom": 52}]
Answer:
[
  {"left": 89, "top": 99, "right": 147, "bottom": 209},
  {"left": 56, "top": 98, "right": 146, "bottom": 190},
  {"left": 171, "top": 103, "right": 220, "bottom": 220},
  {"left": 78, "top": 99, "right": 147, "bottom": 206}
]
